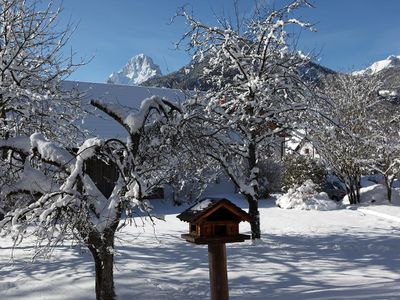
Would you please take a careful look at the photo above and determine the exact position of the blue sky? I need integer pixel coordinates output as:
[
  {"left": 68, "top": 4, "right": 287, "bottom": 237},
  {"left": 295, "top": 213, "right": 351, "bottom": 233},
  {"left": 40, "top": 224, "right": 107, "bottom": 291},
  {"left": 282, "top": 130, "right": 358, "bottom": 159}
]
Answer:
[{"left": 58, "top": 0, "right": 400, "bottom": 83}]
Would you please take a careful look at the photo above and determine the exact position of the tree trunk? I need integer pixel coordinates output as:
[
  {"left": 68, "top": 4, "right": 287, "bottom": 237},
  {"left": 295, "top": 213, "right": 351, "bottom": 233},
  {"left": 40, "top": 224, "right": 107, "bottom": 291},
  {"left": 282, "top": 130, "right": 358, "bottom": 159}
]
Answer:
[
  {"left": 92, "top": 249, "right": 115, "bottom": 300},
  {"left": 87, "top": 230, "right": 117, "bottom": 300},
  {"left": 384, "top": 175, "right": 392, "bottom": 203},
  {"left": 345, "top": 184, "right": 356, "bottom": 205},
  {"left": 0, "top": 106, "right": 8, "bottom": 159},
  {"left": 246, "top": 194, "right": 261, "bottom": 239},
  {"left": 345, "top": 175, "right": 360, "bottom": 205},
  {"left": 355, "top": 175, "right": 361, "bottom": 204},
  {"left": 348, "top": 185, "right": 357, "bottom": 204},
  {"left": 246, "top": 141, "right": 261, "bottom": 239}
]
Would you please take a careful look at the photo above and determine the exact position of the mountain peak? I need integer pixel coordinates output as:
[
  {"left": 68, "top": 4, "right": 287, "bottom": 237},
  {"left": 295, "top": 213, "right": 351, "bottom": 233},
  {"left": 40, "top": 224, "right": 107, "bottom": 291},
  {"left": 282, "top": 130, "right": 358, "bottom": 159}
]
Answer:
[
  {"left": 107, "top": 54, "right": 162, "bottom": 86},
  {"left": 353, "top": 54, "right": 400, "bottom": 75}
]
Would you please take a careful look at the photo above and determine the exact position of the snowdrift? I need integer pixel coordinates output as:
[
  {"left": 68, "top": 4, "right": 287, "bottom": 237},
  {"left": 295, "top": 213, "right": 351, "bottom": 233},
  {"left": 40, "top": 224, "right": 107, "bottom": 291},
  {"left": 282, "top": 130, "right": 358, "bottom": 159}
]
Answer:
[
  {"left": 276, "top": 180, "right": 338, "bottom": 211},
  {"left": 342, "top": 184, "right": 400, "bottom": 205}
]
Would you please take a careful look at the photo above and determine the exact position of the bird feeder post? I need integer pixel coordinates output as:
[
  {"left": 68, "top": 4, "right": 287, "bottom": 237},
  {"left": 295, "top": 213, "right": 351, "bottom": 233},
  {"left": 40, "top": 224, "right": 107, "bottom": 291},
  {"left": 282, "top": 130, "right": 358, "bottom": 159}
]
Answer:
[
  {"left": 208, "top": 242, "right": 229, "bottom": 300},
  {"left": 177, "top": 198, "right": 251, "bottom": 300}
]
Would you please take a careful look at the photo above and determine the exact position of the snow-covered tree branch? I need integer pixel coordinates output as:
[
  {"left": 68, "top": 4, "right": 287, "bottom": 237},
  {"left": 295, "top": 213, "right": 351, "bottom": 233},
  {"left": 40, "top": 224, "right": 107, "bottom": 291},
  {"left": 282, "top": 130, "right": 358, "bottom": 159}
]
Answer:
[{"left": 176, "top": 0, "right": 320, "bottom": 239}]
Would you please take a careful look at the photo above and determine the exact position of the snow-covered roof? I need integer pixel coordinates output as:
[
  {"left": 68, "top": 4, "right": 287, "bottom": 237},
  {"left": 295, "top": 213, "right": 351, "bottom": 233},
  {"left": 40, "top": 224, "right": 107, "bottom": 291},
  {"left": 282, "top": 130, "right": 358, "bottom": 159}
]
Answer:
[
  {"left": 62, "top": 81, "right": 186, "bottom": 140},
  {"left": 176, "top": 198, "right": 251, "bottom": 223},
  {"left": 285, "top": 129, "right": 305, "bottom": 152}
]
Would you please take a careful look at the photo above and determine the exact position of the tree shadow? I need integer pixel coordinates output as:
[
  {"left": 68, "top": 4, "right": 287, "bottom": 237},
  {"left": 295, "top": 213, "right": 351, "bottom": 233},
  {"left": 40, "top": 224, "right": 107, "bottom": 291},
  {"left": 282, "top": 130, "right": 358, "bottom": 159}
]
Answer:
[
  {"left": 0, "top": 244, "right": 95, "bottom": 299},
  {"left": 1, "top": 222, "right": 399, "bottom": 300},
  {"left": 113, "top": 228, "right": 400, "bottom": 299}
]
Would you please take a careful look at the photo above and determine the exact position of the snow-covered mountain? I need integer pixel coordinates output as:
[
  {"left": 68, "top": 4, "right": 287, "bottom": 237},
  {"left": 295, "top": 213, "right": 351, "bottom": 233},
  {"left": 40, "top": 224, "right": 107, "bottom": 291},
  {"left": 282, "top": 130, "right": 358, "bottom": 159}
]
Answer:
[
  {"left": 353, "top": 55, "right": 400, "bottom": 75},
  {"left": 107, "top": 54, "right": 162, "bottom": 85},
  {"left": 142, "top": 57, "right": 334, "bottom": 91}
]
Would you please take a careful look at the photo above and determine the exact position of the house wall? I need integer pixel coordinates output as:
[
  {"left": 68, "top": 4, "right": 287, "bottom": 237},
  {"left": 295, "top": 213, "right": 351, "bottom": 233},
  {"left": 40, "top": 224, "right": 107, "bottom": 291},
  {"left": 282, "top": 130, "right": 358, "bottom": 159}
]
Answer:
[{"left": 298, "top": 141, "right": 320, "bottom": 159}]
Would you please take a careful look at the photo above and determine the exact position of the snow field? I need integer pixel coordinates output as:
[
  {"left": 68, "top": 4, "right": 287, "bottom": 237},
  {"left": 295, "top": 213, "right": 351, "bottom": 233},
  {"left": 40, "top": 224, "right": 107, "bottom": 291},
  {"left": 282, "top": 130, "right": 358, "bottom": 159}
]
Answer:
[{"left": 1, "top": 198, "right": 400, "bottom": 299}]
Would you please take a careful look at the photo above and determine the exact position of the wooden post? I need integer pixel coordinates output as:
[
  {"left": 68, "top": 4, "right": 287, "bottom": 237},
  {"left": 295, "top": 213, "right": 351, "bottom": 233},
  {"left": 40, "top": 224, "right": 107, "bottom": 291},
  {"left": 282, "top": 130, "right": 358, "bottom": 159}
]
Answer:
[{"left": 208, "top": 243, "right": 229, "bottom": 300}]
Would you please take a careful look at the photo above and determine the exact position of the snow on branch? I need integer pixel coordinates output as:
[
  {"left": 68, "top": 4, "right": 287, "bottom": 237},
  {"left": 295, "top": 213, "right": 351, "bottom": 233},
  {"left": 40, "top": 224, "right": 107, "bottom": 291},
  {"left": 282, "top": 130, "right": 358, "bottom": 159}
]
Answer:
[
  {"left": 30, "top": 133, "right": 76, "bottom": 171},
  {"left": 60, "top": 138, "right": 104, "bottom": 197},
  {"left": 91, "top": 96, "right": 181, "bottom": 136},
  {"left": 287, "top": 0, "right": 315, "bottom": 12},
  {"left": 0, "top": 136, "right": 31, "bottom": 155},
  {"left": 0, "top": 134, "right": 76, "bottom": 170},
  {"left": 1, "top": 161, "right": 60, "bottom": 197}
]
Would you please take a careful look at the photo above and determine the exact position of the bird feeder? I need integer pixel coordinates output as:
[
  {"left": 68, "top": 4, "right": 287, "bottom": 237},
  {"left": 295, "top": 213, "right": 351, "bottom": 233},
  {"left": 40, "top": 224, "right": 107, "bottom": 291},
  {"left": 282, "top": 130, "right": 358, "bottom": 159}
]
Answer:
[{"left": 177, "top": 198, "right": 251, "bottom": 300}]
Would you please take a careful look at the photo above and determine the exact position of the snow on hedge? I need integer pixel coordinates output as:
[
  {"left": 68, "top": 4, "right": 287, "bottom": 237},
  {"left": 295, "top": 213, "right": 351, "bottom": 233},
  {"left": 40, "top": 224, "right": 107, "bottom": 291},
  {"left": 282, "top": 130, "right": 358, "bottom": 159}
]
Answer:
[
  {"left": 276, "top": 180, "right": 338, "bottom": 210},
  {"left": 342, "top": 184, "right": 400, "bottom": 205}
]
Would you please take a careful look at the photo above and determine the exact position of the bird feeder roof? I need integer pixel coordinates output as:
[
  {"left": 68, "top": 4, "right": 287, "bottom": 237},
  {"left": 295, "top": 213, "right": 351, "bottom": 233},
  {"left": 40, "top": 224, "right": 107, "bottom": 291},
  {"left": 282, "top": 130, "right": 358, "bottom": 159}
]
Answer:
[{"left": 177, "top": 198, "right": 251, "bottom": 224}]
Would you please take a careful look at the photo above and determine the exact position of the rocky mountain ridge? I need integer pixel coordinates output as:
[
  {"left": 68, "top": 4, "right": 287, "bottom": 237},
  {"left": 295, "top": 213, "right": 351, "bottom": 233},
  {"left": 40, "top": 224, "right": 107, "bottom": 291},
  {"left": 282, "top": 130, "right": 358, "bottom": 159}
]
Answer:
[
  {"left": 141, "top": 58, "right": 335, "bottom": 91},
  {"left": 107, "top": 54, "right": 162, "bottom": 85},
  {"left": 107, "top": 53, "right": 400, "bottom": 102}
]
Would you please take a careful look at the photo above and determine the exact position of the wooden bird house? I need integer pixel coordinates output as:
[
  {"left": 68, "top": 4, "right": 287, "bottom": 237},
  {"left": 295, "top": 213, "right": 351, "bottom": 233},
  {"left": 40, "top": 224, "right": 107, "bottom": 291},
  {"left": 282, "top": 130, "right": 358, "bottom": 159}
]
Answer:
[{"left": 177, "top": 198, "right": 251, "bottom": 244}]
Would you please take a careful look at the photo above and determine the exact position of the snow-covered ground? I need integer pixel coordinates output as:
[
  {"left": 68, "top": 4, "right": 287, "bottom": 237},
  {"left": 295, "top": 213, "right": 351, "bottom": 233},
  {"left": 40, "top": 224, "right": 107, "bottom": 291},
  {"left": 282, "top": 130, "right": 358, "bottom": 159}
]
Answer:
[{"left": 1, "top": 196, "right": 400, "bottom": 300}]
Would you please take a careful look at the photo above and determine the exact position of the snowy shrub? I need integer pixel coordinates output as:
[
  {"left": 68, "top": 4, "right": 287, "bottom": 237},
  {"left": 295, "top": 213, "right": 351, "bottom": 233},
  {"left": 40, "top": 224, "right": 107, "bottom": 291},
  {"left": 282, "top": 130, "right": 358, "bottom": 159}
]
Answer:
[
  {"left": 342, "top": 184, "right": 400, "bottom": 205},
  {"left": 282, "top": 155, "right": 327, "bottom": 191},
  {"left": 276, "top": 179, "right": 338, "bottom": 210}
]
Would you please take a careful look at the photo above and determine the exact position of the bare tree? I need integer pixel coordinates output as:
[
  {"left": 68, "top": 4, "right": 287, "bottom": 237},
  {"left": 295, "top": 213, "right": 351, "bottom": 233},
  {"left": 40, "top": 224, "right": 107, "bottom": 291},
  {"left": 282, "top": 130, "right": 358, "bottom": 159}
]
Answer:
[
  {"left": 176, "top": 0, "right": 318, "bottom": 238},
  {"left": 0, "top": 96, "right": 181, "bottom": 300},
  {"left": 363, "top": 94, "right": 400, "bottom": 202},
  {"left": 309, "top": 74, "right": 387, "bottom": 204}
]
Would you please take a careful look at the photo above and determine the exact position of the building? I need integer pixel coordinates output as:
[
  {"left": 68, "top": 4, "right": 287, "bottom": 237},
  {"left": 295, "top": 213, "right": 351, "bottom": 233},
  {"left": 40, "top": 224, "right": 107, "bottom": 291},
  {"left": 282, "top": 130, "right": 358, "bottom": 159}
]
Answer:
[
  {"left": 62, "top": 80, "right": 186, "bottom": 140},
  {"left": 63, "top": 81, "right": 302, "bottom": 201},
  {"left": 62, "top": 80, "right": 236, "bottom": 200}
]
